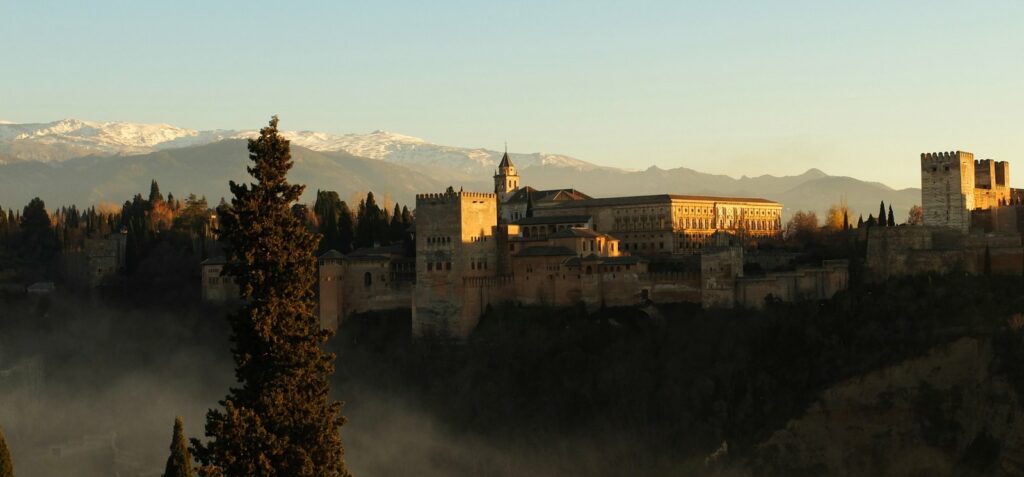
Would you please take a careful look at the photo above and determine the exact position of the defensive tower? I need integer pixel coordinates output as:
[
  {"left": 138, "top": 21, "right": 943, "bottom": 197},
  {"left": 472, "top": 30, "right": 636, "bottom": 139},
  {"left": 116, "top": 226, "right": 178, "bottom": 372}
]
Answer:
[
  {"left": 412, "top": 190, "right": 498, "bottom": 337},
  {"left": 921, "top": 151, "right": 975, "bottom": 233}
]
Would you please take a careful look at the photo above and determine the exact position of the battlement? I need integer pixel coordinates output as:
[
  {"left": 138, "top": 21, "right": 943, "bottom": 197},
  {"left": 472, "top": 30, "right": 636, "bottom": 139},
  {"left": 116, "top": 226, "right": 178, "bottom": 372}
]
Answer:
[
  {"left": 416, "top": 191, "right": 497, "bottom": 201},
  {"left": 462, "top": 275, "right": 515, "bottom": 287},
  {"left": 921, "top": 150, "right": 974, "bottom": 163}
]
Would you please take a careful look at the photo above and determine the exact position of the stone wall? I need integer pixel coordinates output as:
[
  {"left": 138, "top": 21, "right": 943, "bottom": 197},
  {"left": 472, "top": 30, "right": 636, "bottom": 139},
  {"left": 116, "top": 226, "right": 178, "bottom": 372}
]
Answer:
[
  {"left": 865, "top": 225, "right": 1024, "bottom": 281},
  {"left": 735, "top": 260, "right": 849, "bottom": 309}
]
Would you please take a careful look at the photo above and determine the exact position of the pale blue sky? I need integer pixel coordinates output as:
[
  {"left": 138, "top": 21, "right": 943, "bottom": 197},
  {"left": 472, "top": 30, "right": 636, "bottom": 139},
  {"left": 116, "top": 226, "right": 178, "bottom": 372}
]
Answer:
[{"left": 2, "top": 1, "right": 1022, "bottom": 188}]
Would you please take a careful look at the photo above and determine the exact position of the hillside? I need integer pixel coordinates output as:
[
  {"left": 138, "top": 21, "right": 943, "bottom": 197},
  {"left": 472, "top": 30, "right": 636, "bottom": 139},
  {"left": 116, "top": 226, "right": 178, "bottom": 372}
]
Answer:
[{"left": 0, "top": 140, "right": 451, "bottom": 208}]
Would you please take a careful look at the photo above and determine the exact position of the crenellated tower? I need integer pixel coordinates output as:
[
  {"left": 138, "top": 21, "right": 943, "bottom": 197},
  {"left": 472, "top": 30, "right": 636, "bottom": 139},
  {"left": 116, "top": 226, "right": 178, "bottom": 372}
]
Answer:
[{"left": 920, "top": 150, "right": 975, "bottom": 233}]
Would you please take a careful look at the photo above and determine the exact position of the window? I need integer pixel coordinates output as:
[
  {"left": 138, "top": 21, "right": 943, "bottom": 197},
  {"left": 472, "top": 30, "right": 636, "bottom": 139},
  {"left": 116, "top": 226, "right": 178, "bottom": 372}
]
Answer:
[{"left": 364, "top": 272, "right": 372, "bottom": 287}]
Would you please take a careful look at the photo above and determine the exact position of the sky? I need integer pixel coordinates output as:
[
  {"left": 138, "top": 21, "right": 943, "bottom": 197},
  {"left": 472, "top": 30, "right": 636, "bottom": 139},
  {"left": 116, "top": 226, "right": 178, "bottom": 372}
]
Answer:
[{"left": 2, "top": 0, "right": 1023, "bottom": 189}]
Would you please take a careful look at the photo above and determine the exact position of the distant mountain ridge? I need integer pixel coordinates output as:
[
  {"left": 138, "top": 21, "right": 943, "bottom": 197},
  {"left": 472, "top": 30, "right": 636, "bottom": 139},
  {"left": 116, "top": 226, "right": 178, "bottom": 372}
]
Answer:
[{"left": 0, "top": 119, "right": 920, "bottom": 220}]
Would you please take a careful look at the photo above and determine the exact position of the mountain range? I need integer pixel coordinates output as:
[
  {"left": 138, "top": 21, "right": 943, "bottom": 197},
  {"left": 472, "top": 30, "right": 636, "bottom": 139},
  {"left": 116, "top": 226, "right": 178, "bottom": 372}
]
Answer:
[{"left": 0, "top": 119, "right": 919, "bottom": 220}]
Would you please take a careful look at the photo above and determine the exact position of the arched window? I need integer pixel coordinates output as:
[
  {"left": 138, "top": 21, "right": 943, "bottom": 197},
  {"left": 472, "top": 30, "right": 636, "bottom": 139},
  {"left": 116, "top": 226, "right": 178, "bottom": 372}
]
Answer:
[{"left": 364, "top": 272, "right": 372, "bottom": 287}]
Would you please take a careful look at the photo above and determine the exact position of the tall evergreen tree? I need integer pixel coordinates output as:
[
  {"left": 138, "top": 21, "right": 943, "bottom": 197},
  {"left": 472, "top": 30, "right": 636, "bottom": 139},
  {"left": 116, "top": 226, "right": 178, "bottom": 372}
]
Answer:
[
  {"left": 887, "top": 205, "right": 896, "bottom": 227},
  {"left": 389, "top": 203, "right": 405, "bottom": 242},
  {"left": 150, "top": 179, "right": 165, "bottom": 205},
  {"left": 191, "top": 117, "right": 350, "bottom": 477},
  {"left": 0, "top": 425, "right": 13, "bottom": 477},
  {"left": 163, "top": 417, "right": 194, "bottom": 477},
  {"left": 878, "top": 201, "right": 887, "bottom": 227},
  {"left": 337, "top": 202, "right": 355, "bottom": 254}
]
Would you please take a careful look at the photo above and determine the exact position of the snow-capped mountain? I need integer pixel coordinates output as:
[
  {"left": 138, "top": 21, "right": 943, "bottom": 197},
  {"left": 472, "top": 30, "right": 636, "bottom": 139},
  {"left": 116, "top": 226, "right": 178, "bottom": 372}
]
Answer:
[{"left": 0, "top": 119, "right": 600, "bottom": 173}]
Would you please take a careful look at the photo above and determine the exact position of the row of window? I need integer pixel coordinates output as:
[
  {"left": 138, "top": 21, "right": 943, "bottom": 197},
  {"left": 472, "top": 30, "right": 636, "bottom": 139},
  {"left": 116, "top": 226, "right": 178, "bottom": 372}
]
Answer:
[
  {"left": 426, "top": 236, "right": 452, "bottom": 245},
  {"left": 426, "top": 262, "right": 452, "bottom": 272}
]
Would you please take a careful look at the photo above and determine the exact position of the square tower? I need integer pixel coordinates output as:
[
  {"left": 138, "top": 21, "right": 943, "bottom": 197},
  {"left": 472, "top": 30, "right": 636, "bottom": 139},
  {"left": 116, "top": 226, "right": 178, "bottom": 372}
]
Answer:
[
  {"left": 413, "top": 190, "right": 498, "bottom": 337},
  {"left": 921, "top": 151, "right": 975, "bottom": 233}
]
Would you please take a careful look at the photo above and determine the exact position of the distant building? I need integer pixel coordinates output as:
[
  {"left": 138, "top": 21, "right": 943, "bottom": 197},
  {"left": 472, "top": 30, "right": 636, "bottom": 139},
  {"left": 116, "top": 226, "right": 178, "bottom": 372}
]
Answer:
[
  {"left": 200, "top": 257, "right": 240, "bottom": 303},
  {"left": 63, "top": 231, "right": 127, "bottom": 287}
]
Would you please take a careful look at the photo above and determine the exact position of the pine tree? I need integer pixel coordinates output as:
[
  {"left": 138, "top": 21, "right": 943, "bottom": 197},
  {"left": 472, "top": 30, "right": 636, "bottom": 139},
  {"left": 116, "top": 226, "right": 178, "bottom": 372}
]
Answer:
[
  {"left": 0, "top": 425, "right": 13, "bottom": 477},
  {"left": 878, "top": 201, "right": 887, "bottom": 227},
  {"left": 887, "top": 205, "right": 896, "bottom": 227},
  {"left": 163, "top": 417, "right": 194, "bottom": 477},
  {"left": 191, "top": 117, "right": 350, "bottom": 477},
  {"left": 842, "top": 210, "right": 849, "bottom": 230}
]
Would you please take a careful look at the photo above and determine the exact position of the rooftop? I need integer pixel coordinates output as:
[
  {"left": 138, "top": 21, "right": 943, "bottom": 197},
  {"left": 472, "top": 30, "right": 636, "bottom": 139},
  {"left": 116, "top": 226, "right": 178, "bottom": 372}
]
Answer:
[
  {"left": 505, "top": 186, "right": 592, "bottom": 204},
  {"left": 511, "top": 215, "right": 592, "bottom": 226},
  {"left": 548, "top": 227, "right": 609, "bottom": 239},
  {"left": 543, "top": 194, "right": 780, "bottom": 208},
  {"left": 515, "top": 245, "right": 578, "bottom": 257}
]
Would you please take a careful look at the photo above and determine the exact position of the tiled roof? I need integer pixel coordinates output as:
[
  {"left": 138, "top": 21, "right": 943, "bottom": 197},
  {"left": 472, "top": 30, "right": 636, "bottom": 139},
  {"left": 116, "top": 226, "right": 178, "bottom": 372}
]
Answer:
[
  {"left": 544, "top": 194, "right": 780, "bottom": 208},
  {"left": 505, "top": 187, "right": 593, "bottom": 204},
  {"left": 548, "top": 227, "right": 607, "bottom": 239},
  {"left": 512, "top": 215, "right": 592, "bottom": 226},
  {"left": 515, "top": 245, "right": 578, "bottom": 257}
]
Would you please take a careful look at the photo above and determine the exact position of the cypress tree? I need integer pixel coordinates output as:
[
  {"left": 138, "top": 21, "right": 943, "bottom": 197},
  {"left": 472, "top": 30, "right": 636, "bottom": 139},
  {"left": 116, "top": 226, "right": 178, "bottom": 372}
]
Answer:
[
  {"left": 389, "top": 203, "right": 404, "bottom": 243},
  {"left": 163, "top": 417, "right": 193, "bottom": 477},
  {"left": 338, "top": 203, "right": 354, "bottom": 253},
  {"left": 149, "top": 179, "right": 165, "bottom": 205},
  {"left": 191, "top": 117, "right": 350, "bottom": 477},
  {"left": 887, "top": 205, "right": 896, "bottom": 227},
  {"left": 878, "top": 201, "right": 887, "bottom": 227},
  {"left": 0, "top": 425, "right": 13, "bottom": 477}
]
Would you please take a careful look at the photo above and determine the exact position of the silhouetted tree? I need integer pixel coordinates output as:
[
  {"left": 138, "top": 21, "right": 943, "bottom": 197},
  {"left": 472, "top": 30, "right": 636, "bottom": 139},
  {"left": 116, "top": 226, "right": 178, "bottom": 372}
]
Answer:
[
  {"left": 163, "top": 417, "right": 194, "bottom": 477},
  {"left": 784, "top": 210, "right": 819, "bottom": 245},
  {"left": 150, "top": 179, "right": 165, "bottom": 205},
  {"left": 192, "top": 116, "right": 350, "bottom": 477},
  {"left": 0, "top": 425, "right": 13, "bottom": 477},
  {"left": 887, "top": 205, "right": 896, "bottom": 227},
  {"left": 19, "top": 197, "right": 57, "bottom": 261},
  {"left": 389, "top": 203, "right": 405, "bottom": 242},
  {"left": 878, "top": 201, "right": 887, "bottom": 227}
]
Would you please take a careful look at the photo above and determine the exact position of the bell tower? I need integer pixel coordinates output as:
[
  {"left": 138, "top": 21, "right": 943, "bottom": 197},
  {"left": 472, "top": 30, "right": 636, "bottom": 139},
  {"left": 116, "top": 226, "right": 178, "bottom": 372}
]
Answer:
[{"left": 493, "top": 147, "right": 519, "bottom": 203}]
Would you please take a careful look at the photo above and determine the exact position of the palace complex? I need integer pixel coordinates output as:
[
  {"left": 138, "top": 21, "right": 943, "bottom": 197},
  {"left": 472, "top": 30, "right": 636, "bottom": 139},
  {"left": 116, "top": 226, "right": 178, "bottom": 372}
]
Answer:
[{"left": 294, "top": 152, "right": 846, "bottom": 337}]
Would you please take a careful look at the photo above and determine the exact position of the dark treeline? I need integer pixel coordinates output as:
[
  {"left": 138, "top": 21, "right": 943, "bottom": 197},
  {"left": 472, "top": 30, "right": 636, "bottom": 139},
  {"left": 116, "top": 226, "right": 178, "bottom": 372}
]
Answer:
[
  {"left": 0, "top": 182, "right": 412, "bottom": 303},
  {"left": 311, "top": 189, "right": 412, "bottom": 254}
]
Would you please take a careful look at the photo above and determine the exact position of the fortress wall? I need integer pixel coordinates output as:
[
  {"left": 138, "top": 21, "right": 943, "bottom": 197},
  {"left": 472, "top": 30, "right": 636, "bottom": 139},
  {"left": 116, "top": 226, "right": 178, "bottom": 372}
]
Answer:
[
  {"left": 735, "top": 262, "right": 849, "bottom": 309},
  {"left": 644, "top": 272, "right": 702, "bottom": 305},
  {"left": 460, "top": 276, "right": 516, "bottom": 333}
]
